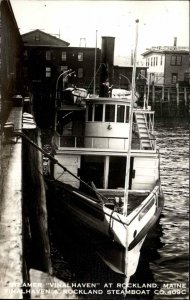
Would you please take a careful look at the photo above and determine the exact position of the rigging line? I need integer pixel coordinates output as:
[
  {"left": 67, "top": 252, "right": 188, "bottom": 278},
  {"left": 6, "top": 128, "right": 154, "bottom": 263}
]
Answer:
[
  {"left": 87, "top": 63, "right": 106, "bottom": 91},
  {"left": 14, "top": 130, "right": 109, "bottom": 202},
  {"left": 52, "top": 180, "right": 128, "bottom": 227}
]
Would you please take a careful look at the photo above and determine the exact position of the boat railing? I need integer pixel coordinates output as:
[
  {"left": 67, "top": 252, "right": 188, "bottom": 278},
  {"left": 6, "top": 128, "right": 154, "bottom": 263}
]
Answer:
[{"left": 54, "top": 132, "right": 156, "bottom": 150}]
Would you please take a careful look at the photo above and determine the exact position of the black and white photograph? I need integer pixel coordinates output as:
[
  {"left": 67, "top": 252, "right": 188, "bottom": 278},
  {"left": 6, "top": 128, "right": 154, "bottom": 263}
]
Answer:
[{"left": 0, "top": 0, "right": 189, "bottom": 299}]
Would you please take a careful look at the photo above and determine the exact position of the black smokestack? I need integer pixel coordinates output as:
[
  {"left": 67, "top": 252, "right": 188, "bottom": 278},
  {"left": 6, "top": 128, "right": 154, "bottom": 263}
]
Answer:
[
  {"left": 174, "top": 37, "right": 177, "bottom": 47},
  {"left": 99, "top": 36, "right": 115, "bottom": 97}
]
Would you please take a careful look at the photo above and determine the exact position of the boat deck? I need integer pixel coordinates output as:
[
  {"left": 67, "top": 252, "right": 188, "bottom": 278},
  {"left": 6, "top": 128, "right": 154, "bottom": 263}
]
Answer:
[
  {"left": 47, "top": 178, "right": 149, "bottom": 216},
  {"left": 99, "top": 190, "right": 149, "bottom": 215}
]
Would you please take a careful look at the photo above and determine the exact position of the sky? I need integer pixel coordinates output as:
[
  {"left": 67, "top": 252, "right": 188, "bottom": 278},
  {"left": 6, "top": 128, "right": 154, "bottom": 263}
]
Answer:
[{"left": 11, "top": 0, "right": 189, "bottom": 65}]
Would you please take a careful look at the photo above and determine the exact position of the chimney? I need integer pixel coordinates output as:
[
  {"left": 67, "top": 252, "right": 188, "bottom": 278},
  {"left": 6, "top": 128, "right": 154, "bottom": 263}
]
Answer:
[
  {"left": 99, "top": 36, "right": 115, "bottom": 97},
  {"left": 174, "top": 37, "right": 177, "bottom": 47}
]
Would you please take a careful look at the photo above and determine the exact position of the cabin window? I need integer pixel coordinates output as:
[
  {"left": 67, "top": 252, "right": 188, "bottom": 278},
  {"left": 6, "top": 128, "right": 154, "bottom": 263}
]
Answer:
[
  {"left": 61, "top": 51, "right": 67, "bottom": 61},
  {"left": 87, "top": 104, "right": 93, "bottom": 121},
  {"left": 105, "top": 104, "right": 115, "bottom": 122},
  {"left": 94, "top": 104, "right": 103, "bottom": 121},
  {"left": 125, "top": 106, "right": 129, "bottom": 123},
  {"left": 117, "top": 105, "right": 125, "bottom": 123}
]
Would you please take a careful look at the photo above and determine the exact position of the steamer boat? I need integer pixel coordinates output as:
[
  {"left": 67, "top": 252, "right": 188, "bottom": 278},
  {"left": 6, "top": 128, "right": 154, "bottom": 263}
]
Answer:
[{"left": 44, "top": 20, "right": 164, "bottom": 283}]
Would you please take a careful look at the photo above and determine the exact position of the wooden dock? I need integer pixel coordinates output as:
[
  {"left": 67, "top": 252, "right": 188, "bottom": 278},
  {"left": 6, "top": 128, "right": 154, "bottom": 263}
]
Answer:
[
  {"left": 0, "top": 107, "right": 23, "bottom": 299},
  {"left": 0, "top": 98, "right": 78, "bottom": 299},
  {"left": 140, "top": 85, "right": 190, "bottom": 117}
]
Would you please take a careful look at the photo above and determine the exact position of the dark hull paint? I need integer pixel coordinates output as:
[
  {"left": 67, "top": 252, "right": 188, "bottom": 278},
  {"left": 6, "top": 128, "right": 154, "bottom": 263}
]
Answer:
[{"left": 46, "top": 178, "right": 164, "bottom": 275}]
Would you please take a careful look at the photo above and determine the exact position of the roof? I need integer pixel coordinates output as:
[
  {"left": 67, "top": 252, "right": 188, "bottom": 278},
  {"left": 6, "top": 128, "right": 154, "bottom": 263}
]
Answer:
[
  {"left": 22, "top": 29, "right": 70, "bottom": 47},
  {"left": 142, "top": 46, "right": 189, "bottom": 56}
]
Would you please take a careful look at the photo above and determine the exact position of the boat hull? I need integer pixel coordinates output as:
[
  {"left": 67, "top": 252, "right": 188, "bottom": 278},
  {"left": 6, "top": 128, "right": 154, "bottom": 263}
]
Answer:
[{"left": 46, "top": 178, "right": 164, "bottom": 277}]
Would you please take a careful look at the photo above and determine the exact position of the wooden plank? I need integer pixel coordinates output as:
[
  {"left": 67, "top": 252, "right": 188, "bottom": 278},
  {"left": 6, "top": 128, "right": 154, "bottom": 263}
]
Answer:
[{"left": 0, "top": 107, "right": 23, "bottom": 299}]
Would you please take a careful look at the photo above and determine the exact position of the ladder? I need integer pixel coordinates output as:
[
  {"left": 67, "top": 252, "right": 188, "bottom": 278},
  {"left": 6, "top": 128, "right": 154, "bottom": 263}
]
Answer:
[{"left": 134, "top": 111, "right": 152, "bottom": 149}]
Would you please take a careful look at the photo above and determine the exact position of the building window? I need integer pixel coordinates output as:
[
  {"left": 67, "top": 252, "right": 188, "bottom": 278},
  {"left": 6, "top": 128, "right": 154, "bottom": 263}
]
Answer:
[
  {"left": 151, "top": 73, "right": 155, "bottom": 82},
  {"left": 61, "top": 51, "right": 66, "bottom": 61},
  {"left": 61, "top": 65, "right": 68, "bottom": 72},
  {"left": 155, "top": 57, "right": 158, "bottom": 66},
  {"left": 117, "top": 105, "right": 125, "bottom": 123},
  {"left": 171, "top": 73, "right": 178, "bottom": 84},
  {"left": 34, "top": 33, "right": 40, "bottom": 41},
  {"left": 46, "top": 67, "right": 51, "bottom": 77},
  {"left": 78, "top": 68, "right": 83, "bottom": 78},
  {"left": 153, "top": 57, "right": 156, "bottom": 66},
  {"left": 140, "top": 69, "right": 146, "bottom": 78},
  {"left": 171, "top": 55, "right": 182, "bottom": 66},
  {"left": 24, "top": 50, "right": 28, "bottom": 58},
  {"left": 105, "top": 105, "right": 115, "bottom": 122},
  {"left": 151, "top": 57, "right": 153, "bottom": 66},
  {"left": 94, "top": 104, "right": 103, "bottom": 121},
  {"left": 46, "top": 51, "right": 51, "bottom": 61},
  {"left": 160, "top": 55, "right": 163, "bottom": 65},
  {"left": 78, "top": 52, "right": 83, "bottom": 61},
  {"left": 184, "top": 72, "right": 190, "bottom": 82}
]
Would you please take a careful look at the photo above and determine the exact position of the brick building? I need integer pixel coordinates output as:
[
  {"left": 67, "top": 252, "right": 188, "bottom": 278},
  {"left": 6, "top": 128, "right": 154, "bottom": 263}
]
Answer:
[
  {"left": 0, "top": 0, "right": 24, "bottom": 124},
  {"left": 22, "top": 29, "right": 101, "bottom": 127},
  {"left": 142, "top": 44, "right": 189, "bottom": 87}
]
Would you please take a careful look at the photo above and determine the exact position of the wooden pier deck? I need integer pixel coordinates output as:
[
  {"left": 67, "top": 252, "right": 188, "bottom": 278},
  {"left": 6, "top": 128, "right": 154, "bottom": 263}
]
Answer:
[{"left": 0, "top": 107, "right": 23, "bottom": 299}]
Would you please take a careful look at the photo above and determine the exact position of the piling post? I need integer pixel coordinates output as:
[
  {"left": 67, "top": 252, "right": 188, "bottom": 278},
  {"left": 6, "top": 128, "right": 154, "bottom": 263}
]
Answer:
[
  {"left": 167, "top": 87, "right": 171, "bottom": 116},
  {"left": 160, "top": 86, "right": 164, "bottom": 117},
  {"left": 152, "top": 82, "right": 155, "bottom": 110},
  {"left": 176, "top": 82, "right": 179, "bottom": 116},
  {"left": 184, "top": 87, "right": 187, "bottom": 115}
]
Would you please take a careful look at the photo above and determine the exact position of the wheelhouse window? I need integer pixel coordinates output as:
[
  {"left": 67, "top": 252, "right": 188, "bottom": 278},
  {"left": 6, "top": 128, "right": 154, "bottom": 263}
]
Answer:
[
  {"left": 61, "top": 51, "right": 66, "bottom": 61},
  {"left": 105, "top": 104, "right": 115, "bottom": 122},
  {"left": 87, "top": 104, "right": 93, "bottom": 121},
  {"left": 46, "top": 67, "right": 51, "bottom": 77},
  {"left": 117, "top": 105, "right": 125, "bottom": 122},
  {"left": 125, "top": 106, "right": 129, "bottom": 123},
  {"left": 94, "top": 104, "right": 103, "bottom": 121},
  {"left": 78, "top": 52, "right": 83, "bottom": 61}
]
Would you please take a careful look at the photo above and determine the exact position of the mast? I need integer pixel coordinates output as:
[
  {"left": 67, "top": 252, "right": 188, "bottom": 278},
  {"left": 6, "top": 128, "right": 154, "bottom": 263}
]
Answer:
[
  {"left": 93, "top": 30, "right": 98, "bottom": 95},
  {"left": 123, "top": 19, "right": 139, "bottom": 216}
]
